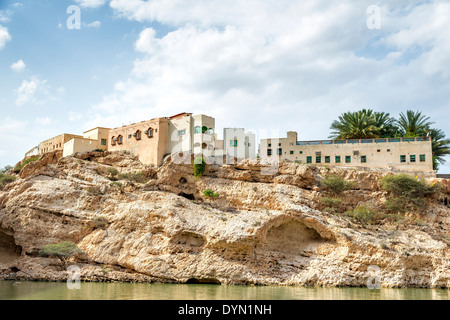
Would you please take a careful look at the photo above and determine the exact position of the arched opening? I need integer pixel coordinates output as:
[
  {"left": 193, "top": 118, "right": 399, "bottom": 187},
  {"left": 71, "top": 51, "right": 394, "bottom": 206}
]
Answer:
[
  {"left": 117, "top": 135, "right": 123, "bottom": 145},
  {"left": 111, "top": 136, "right": 117, "bottom": 146},
  {"left": 146, "top": 128, "right": 154, "bottom": 138},
  {"left": 194, "top": 126, "right": 202, "bottom": 134}
]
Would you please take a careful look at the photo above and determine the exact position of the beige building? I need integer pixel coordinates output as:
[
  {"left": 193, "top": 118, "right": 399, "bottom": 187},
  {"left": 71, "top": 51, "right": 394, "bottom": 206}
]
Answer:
[
  {"left": 39, "top": 133, "right": 83, "bottom": 155},
  {"left": 107, "top": 117, "right": 169, "bottom": 166},
  {"left": 260, "top": 131, "right": 434, "bottom": 174},
  {"left": 63, "top": 127, "right": 111, "bottom": 158}
]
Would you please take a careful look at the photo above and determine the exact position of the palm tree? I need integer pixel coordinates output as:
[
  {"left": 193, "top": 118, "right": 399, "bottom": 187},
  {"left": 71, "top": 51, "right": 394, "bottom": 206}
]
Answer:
[
  {"left": 397, "top": 110, "right": 434, "bottom": 137},
  {"left": 329, "top": 109, "right": 396, "bottom": 139},
  {"left": 428, "top": 128, "right": 450, "bottom": 171}
]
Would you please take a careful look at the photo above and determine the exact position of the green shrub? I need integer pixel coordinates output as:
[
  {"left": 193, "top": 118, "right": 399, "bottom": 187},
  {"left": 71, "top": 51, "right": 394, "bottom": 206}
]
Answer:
[
  {"left": 110, "top": 181, "right": 123, "bottom": 189},
  {"left": 13, "top": 156, "right": 40, "bottom": 173},
  {"left": 380, "top": 174, "right": 439, "bottom": 213},
  {"left": 345, "top": 205, "right": 378, "bottom": 225},
  {"left": 1, "top": 165, "right": 12, "bottom": 173},
  {"left": 39, "top": 241, "right": 84, "bottom": 268},
  {"left": 0, "top": 173, "right": 16, "bottom": 186},
  {"left": 203, "top": 189, "right": 219, "bottom": 198},
  {"left": 320, "top": 196, "right": 342, "bottom": 207},
  {"left": 193, "top": 157, "right": 206, "bottom": 179},
  {"left": 321, "top": 174, "right": 354, "bottom": 194},
  {"left": 106, "top": 167, "right": 119, "bottom": 176},
  {"left": 380, "top": 174, "right": 439, "bottom": 198}
]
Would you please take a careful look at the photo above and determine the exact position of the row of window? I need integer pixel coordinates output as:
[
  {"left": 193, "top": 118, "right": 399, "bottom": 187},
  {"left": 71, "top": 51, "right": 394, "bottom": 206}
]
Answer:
[
  {"left": 193, "top": 126, "right": 214, "bottom": 135},
  {"left": 111, "top": 128, "right": 156, "bottom": 146},
  {"left": 268, "top": 149, "right": 427, "bottom": 164}
]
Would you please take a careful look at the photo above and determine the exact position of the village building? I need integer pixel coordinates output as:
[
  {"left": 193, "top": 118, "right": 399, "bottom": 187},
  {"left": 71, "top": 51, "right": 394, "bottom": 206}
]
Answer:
[
  {"left": 63, "top": 127, "right": 111, "bottom": 158},
  {"left": 221, "top": 128, "right": 256, "bottom": 160},
  {"left": 260, "top": 131, "right": 434, "bottom": 174},
  {"left": 38, "top": 133, "right": 84, "bottom": 155}
]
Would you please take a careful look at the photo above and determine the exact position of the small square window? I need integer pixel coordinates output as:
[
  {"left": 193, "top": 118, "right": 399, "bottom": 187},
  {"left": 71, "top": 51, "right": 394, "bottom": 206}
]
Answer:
[
  {"left": 400, "top": 155, "right": 406, "bottom": 163},
  {"left": 306, "top": 156, "right": 312, "bottom": 164},
  {"left": 177, "top": 129, "right": 186, "bottom": 136},
  {"left": 420, "top": 154, "right": 426, "bottom": 162},
  {"left": 335, "top": 156, "right": 341, "bottom": 163},
  {"left": 345, "top": 156, "right": 351, "bottom": 163},
  {"left": 278, "top": 143, "right": 281, "bottom": 146},
  {"left": 377, "top": 149, "right": 380, "bottom": 152},
  {"left": 267, "top": 149, "right": 272, "bottom": 156},
  {"left": 268, "top": 143, "right": 272, "bottom": 147},
  {"left": 230, "top": 139, "right": 238, "bottom": 147},
  {"left": 277, "top": 148, "right": 282, "bottom": 155},
  {"left": 325, "top": 156, "right": 330, "bottom": 163},
  {"left": 387, "top": 149, "right": 391, "bottom": 152},
  {"left": 410, "top": 155, "right": 416, "bottom": 162},
  {"left": 290, "top": 150, "right": 294, "bottom": 155},
  {"left": 299, "top": 151, "right": 303, "bottom": 154},
  {"left": 316, "top": 156, "right": 321, "bottom": 163},
  {"left": 361, "top": 155, "right": 367, "bottom": 163},
  {"left": 101, "top": 139, "right": 107, "bottom": 146}
]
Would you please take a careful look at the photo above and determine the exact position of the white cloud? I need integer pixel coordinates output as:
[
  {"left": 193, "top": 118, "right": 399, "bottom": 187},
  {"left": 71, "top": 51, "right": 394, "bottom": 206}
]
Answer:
[
  {"left": 0, "top": 10, "right": 12, "bottom": 23},
  {"left": 85, "top": 20, "right": 102, "bottom": 28},
  {"left": 15, "top": 76, "right": 54, "bottom": 106},
  {"left": 0, "top": 25, "right": 11, "bottom": 50},
  {"left": 94, "top": 0, "right": 450, "bottom": 172},
  {"left": 74, "top": 0, "right": 108, "bottom": 9},
  {"left": 68, "top": 111, "right": 83, "bottom": 121},
  {"left": 10, "top": 59, "right": 26, "bottom": 72}
]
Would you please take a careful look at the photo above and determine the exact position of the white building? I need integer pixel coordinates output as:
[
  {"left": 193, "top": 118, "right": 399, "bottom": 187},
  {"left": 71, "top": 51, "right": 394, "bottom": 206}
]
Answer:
[{"left": 222, "top": 128, "right": 256, "bottom": 160}]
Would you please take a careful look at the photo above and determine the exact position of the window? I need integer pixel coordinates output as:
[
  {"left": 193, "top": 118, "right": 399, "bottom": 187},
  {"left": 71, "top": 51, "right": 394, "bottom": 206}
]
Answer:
[
  {"left": 267, "top": 149, "right": 272, "bottom": 156},
  {"left": 111, "top": 137, "right": 116, "bottom": 146},
  {"left": 278, "top": 143, "right": 281, "bottom": 147},
  {"left": 325, "top": 156, "right": 330, "bottom": 163},
  {"left": 277, "top": 148, "right": 282, "bottom": 155},
  {"left": 147, "top": 128, "right": 154, "bottom": 138},
  {"left": 306, "top": 156, "right": 312, "bottom": 164},
  {"left": 268, "top": 143, "right": 272, "bottom": 147},
  {"left": 420, "top": 154, "right": 426, "bottom": 162},
  {"left": 335, "top": 156, "right": 341, "bottom": 163},
  {"left": 202, "top": 126, "right": 208, "bottom": 133},
  {"left": 117, "top": 135, "right": 123, "bottom": 145},
  {"left": 101, "top": 139, "right": 107, "bottom": 146},
  {"left": 377, "top": 149, "right": 381, "bottom": 152},
  {"left": 316, "top": 156, "right": 321, "bottom": 163},
  {"left": 387, "top": 149, "right": 391, "bottom": 152},
  {"left": 400, "top": 155, "right": 406, "bottom": 163},
  {"left": 299, "top": 151, "right": 303, "bottom": 154},
  {"left": 178, "top": 129, "right": 186, "bottom": 136},
  {"left": 290, "top": 151, "right": 294, "bottom": 155},
  {"left": 135, "top": 130, "right": 142, "bottom": 140},
  {"left": 361, "top": 155, "right": 367, "bottom": 163},
  {"left": 230, "top": 139, "right": 238, "bottom": 147},
  {"left": 410, "top": 155, "right": 416, "bottom": 162},
  {"left": 345, "top": 156, "right": 351, "bottom": 163},
  {"left": 194, "top": 126, "right": 202, "bottom": 134}
]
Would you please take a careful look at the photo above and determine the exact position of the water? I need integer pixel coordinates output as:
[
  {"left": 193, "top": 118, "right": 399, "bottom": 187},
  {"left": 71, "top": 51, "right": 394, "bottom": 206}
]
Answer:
[{"left": 0, "top": 281, "right": 449, "bottom": 300}]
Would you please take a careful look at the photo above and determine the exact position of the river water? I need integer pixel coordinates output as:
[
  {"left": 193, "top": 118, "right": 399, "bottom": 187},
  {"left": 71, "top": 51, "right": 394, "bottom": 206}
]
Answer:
[{"left": 0, "top": 281, "right": 449, "bottom": 300}]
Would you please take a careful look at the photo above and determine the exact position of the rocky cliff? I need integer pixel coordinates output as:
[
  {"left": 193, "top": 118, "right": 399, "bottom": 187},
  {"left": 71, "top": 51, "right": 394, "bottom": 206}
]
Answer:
[{"left": 0, "top": 151, "right": 449, "bottom": 288}]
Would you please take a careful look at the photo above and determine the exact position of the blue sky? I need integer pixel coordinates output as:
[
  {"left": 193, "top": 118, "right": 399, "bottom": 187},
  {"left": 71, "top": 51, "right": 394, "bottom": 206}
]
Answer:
[{"left": 0, "top": 0, "right": 449, "bottom": 173}]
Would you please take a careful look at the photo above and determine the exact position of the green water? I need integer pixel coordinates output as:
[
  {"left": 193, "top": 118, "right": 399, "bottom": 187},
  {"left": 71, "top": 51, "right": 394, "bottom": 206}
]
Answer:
[{"left": 0, "top": 281, "right": 448, "bottom": 300}]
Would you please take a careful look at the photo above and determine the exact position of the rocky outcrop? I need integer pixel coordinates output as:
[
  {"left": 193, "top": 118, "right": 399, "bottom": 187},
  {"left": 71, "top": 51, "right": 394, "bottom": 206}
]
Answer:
[{"left": 0, "top": 153, "right": 448, "bottom": 287}]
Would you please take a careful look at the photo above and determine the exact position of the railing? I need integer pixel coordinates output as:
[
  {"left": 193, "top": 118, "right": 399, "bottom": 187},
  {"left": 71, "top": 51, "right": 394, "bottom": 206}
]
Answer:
[{"left": 295, "top": 136, "right": 430, "bottom": 146}]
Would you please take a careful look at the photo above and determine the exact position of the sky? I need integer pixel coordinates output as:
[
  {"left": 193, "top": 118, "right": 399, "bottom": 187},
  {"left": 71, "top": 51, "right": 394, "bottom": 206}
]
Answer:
[{"left": 0, "top": 0, "right": 449, "bottom": 173}]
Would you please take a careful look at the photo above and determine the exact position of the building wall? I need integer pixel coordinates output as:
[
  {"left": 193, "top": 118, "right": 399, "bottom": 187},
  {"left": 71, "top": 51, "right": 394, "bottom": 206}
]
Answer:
[
  {"left": 39, "top": 134, "right": 83, "bottom": 154},
  {"left": 107, "top": 118, "right": 169, "bottom": 166},
  {"left": 83, "top": 127, "right": 110, "bottom": 150},
  {"left": 63, "top": 138, "right": 99, "bottom": 157},
  {"left": 260, "top": 131, "right": 434, "bottom": 173},
  {"left": 223, "top": 128, "right": 256, "bottom": 160}
]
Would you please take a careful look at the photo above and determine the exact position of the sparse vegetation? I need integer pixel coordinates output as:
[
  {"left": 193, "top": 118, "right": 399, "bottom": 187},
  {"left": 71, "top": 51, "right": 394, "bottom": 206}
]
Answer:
[
  {"left": 321, "top": 174, "right": 354, "bottom": 194},
  {"left": 87, "top": 186, "right": 102, "bottom": 195},
  {"left": 39, "top": 241, "right": 84, "bottom": 269},
  {"left": 345, "top": 205, "right": 378, "bottom": 225},
  {"left": 106, "top": 167, "right": 119, "bottom": 176},
  {"left": 203, "top": 189, "right": 219, "bottom": 198},
  {"left": 380, "top": 174, "right": 440, "bottom": 213},
  {"left": 13, "top": 156, "right": 40, "bottom": 173},
  {"left": 109, "top": 181, "right": 123, "bottom": 190},
  {"left": 118, "top": 171, "right": 149, "bottom": 183},
  {"left": 1, "top": 165, "right": 12, "bottom": 173},
  {"left": 320, "top": 196, "right": 342, "bottom": 207},
  {"left": 0, "top": 173, "right": 16, "bottom": 187},
  {"left": 193, "top": 157, "right": 206, "bottom": 179}
]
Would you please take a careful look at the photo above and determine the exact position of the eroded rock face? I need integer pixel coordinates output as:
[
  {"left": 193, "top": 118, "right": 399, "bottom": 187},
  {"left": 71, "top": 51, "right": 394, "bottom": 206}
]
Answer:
[{"left": 0, "top": 153, "right": 449, "bottom": 287}]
